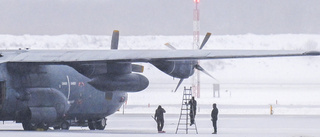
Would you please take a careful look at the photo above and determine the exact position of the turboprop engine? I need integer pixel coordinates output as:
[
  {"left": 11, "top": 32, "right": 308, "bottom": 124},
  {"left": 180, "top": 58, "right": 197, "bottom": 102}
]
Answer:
[
  {"left": 88, "top": 73, "right": 149, "bottom": 92},
  {"left": 151, "top": 60, "right": 196, "bottom": 79},
  {"left": 151, "top": 33, "right": 216, "bottom": 92}
]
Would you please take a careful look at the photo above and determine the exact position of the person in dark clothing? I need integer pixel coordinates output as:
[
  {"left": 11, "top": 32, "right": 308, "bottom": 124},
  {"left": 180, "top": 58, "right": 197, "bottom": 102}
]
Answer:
[
  {"left": 188, "top": 96, "right": 197, "bottom": 126},
  {"left": 211, "top": 103, "right": 219, "bottom": 134},
  {"left": 154, "top": 105, "right": 166, "bottom": 133}
]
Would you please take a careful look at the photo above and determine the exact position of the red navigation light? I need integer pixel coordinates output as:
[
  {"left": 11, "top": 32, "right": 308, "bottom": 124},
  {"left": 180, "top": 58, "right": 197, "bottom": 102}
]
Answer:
[{"left": 194, "top": 0, "right": 200, "bottom": 3}]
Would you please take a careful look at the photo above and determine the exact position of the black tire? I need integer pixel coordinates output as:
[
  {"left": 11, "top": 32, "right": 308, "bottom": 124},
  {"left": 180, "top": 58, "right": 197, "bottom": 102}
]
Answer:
[
  {"left": 22, "top": 121, "right": 37, "bottom": 131},
  {"left": 53, "top": 126, "right": 61, "bottom": 130},
  {"left": 61, "top": 121, "right": 70, "bottom": 130},
  {"left": 88, "top": 120, "right": 96, "bottom": 130},
  {"left": 39, "top": 123, "right": 49, "bottom": 131},
  {"left": 95, "top": 118, "right": 107, "bottom": 130}
]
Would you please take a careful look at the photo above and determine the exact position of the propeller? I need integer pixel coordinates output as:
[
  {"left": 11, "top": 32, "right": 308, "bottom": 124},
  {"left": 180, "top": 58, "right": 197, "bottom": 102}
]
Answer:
[
  {"left": 173, "top": 78, "right": 184, "bottom": 92},
  {"left": 111, "top": 30, "right": 119, "bottom": 50},
  {"left": 164, "top": 43, "right": 176, "bottom": 50},
  {"left": 194, "top": 64, "right": 218, "bottom": 81},
  {"left": 166, "top": 32, "right": 219, "bottom": 92},
  {"left": 199, "top": 32, "right": 212, "bottom": 49},
  {"left": 195, "top": 32, "right": 219, "bottom": 82}
]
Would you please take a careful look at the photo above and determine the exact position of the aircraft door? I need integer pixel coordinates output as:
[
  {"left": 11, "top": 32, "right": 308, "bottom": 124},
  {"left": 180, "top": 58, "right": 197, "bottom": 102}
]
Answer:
[
  {"left": 60, "top": 75, "right": 72, "bottom": 101},
  {"left": 60, "top": 75, "right": 78, "bottom": 102}
]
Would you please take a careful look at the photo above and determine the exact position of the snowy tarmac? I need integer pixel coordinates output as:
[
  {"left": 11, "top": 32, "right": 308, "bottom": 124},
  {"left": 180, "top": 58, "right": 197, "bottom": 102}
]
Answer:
[
  {"left": 1, "top": 84, "right": 320, "bottom": 137},
  {"left": 0, "top": 113, "right": 320, "bottom": 137}
]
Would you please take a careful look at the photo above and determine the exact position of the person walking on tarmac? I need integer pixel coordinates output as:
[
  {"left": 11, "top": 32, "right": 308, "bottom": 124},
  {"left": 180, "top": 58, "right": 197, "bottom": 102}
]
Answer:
[
  {"left": 154, "top": 105, "right": 166, "bottom": 133},
  {"left": 188, "top": 96, "right": 197, "bottom": 126},
  {"left": 211, "top": 103, "right": 219, "bottom": 134}
]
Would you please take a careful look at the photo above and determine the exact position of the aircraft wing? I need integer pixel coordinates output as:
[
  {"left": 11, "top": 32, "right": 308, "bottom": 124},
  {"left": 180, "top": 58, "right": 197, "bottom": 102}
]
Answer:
[{"left": 0, "top": 49, "right": 319, "bottom": 63}]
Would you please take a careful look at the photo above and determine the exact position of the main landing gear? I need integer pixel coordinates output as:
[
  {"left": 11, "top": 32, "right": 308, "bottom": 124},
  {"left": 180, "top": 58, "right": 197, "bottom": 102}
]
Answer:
[
  {"left": 53, "top": 120, "right": 70, "bottom": 130},
  {"left": 53, "top": 118, "right": 107, "bottom": 130},
  {"left": 22, "top": 121, "right": 49, "bottom": 131},
  {"left": 22, "top": 118, "right": 106, "bottom": 131},
  {"left": 88, "top": 117, "right": 107, "bottom": 130}
]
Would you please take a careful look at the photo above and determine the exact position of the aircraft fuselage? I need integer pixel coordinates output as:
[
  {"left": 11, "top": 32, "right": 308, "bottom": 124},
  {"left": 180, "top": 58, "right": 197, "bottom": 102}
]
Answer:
[{"left": 0, "top": 63, "right": 127, "bottom": 129}]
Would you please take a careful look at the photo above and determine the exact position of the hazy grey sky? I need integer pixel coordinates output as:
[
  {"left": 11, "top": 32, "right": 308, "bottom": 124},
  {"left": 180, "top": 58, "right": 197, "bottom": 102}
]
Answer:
[{"left": 1, "top": 0, "right": 320, "bottom": 35}]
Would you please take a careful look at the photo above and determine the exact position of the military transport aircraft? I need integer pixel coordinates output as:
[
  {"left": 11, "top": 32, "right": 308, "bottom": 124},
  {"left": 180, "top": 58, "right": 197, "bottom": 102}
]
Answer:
[{"left": 0, "top": 30, "right": 319, "bottom": 131}]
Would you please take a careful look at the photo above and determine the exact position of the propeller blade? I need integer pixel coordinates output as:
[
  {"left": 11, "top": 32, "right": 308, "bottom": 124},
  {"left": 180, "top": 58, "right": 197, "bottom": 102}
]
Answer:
[
  {"left": 164, "top": 43, "right": 176, "bottom": 50},
  {"left": 174, "top": 78, "right": 184, "bottom": 92},
  {"left": 111, "top": 30, "right": 119, "bottom": 50},
  {"left": 199, "top": 32, "right": 211, "bottom": 49},
  {"left": 194, "top": 64, "right": 219, "bottom": 82}
]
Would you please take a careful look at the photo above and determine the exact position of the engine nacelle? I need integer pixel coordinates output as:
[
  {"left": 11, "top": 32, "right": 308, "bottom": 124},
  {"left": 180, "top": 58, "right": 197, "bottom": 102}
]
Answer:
[
  {"left": 88, "top": 73, "right": 149, "bottom": 92},
  {"left": 28, "top": 107, "right": 57, "bottom": 123},
  {"left": 151, "top": 60, "right": 195, "bottom": 79},
  {"left": 19, "top": 88, "right": 70, "bottom": 123},
  {"left": 70, "top": 62, "right": 132, "bottom": 78}
]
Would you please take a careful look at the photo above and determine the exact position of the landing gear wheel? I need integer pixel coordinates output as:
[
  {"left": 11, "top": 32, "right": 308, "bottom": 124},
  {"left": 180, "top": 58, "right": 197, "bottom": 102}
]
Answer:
[
  {"left": 22, "top": 121, "right": 37, "bottom": 131},
  {"left": 39, "top": 123, "right": 49, "bottom": 131},
  {"left": 88, "top": 118, "right": 107, "bottom": 130},
  {"left": 88, "top": 120, "right": 95, "bottom": 130},
  {"left": 95, "top": 118, "right": 107, "bottom": 130},
  {"left": 61, "top": 121, "right": 70, "bottom": 130},
  {"left": 53, "top": 126, "right": 61, "bottom": 130}
]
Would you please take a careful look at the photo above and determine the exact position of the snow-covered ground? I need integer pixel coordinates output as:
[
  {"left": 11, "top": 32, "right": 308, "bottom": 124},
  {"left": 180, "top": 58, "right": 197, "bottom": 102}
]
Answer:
[
  {"left": 1, "top": 34, "right": 320, "bottom": 136},
  {"left": 125, "top": 83, "right": 320, "bottom": 115},
  {"left": 1, "top": 114, "right": 320, "bottom": 137}
]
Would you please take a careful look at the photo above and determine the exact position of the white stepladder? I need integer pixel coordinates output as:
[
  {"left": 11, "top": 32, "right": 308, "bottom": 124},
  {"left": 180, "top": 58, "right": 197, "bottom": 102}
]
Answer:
[{"left": 175, "top": 87, "right": 198, "bottom": 134}]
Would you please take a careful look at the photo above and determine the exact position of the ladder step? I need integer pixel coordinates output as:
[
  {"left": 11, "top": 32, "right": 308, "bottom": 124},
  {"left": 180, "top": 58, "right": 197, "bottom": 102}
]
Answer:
[
  {"left": 177, "top": 128, "right": 197, "bottom": 130},
  {"left": 177, "top": 123, "right": 191, "bottom": 125}
]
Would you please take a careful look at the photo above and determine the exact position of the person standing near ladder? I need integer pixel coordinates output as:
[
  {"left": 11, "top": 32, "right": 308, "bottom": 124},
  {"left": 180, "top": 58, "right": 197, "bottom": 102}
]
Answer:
[
  {"left": 188, "top": 96, "right": 197, "bottom": 126},
  {"left": 211, "top": 103, "right": 219, "bottom": 134},
  {"left": 154, "top": 105, "right": 166, "bottom": 133}
]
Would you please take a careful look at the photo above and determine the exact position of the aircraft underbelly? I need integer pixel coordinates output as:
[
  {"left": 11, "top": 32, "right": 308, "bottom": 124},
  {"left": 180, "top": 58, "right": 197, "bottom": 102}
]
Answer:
[{"left": 66, "top": 91, "right": 126, "bottom": 119}]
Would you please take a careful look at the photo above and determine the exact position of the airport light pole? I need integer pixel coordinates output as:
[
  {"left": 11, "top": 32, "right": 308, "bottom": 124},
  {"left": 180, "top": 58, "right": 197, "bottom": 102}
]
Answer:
[{"left": 193, "top": 0, "right": 201, "bottom": 98}]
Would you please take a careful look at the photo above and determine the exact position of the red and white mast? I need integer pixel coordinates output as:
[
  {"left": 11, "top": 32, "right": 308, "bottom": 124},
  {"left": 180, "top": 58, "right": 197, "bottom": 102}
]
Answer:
[{"left": 193, "top": 0, "right": 200, "bottom": 98}]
